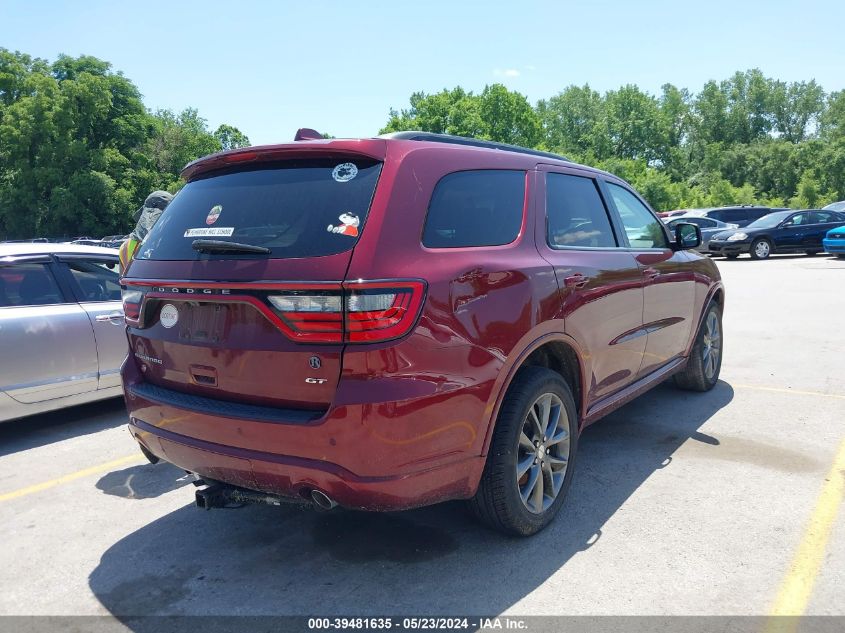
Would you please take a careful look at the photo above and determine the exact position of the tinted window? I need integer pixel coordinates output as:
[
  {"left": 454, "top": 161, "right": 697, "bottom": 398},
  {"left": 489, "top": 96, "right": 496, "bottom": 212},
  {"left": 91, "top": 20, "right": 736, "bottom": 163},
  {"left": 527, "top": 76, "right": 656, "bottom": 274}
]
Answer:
[
  {"left": 422, "top": 170, "right": 525, "bottom": 248},
  {"left": 812, "top": 211, "right": 841, "bottom": 224},
  {"left": 606, "top": 183, "right": 668, "bottom": 249},
  {"left": 0, "top": 263, "right": 63, "bottom": 307},
  {"left": 719, "top": 209, "right": 749, "bottom": 223},
  {"left": 66, "top": 259, "right": 121, "bottom": 302},
  {"left": 546, "top": 174, "right": 616, "bottom": 248},
  {"left": 135, "top": 159, "right": 382, "bottom": 261},
  {"left": 670, "top": 217, "right": 714, "bottom": 228}
]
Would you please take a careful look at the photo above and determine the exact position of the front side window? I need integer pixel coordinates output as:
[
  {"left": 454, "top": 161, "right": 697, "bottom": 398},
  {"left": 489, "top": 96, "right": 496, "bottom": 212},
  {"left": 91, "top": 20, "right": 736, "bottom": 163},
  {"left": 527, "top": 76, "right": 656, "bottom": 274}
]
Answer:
[
  {"left": 422, "top": 170, "right": 525, "bottom": 248},
  {"left": 784, "top": 212, "right": 811, "bottom": 226},
  {"left": 605, "top": 183, "right": 668, "bottom": 249},
  {"left": 546, "top": 173, "right": 616, "bottom": 248},
  {"left": 65, "top": 259, "right": 122, "bottom": 302},
  {"left": 0, "top": 263, "right": 63, "bottom": 307}
]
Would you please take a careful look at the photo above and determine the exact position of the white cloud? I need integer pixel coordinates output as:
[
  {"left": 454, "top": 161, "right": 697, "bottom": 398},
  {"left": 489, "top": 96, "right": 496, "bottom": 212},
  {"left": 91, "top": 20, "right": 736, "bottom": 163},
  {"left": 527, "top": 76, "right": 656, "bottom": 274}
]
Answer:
[{"left": 494, "top": 68, "right": 521, "bottom": 78}]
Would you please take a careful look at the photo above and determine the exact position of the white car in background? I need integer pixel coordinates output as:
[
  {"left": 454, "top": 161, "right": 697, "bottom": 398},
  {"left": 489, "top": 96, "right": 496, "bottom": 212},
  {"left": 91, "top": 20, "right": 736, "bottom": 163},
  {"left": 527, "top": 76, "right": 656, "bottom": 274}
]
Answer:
[{"left": 0, "top": 243, "right": 126, "bottom": 422}]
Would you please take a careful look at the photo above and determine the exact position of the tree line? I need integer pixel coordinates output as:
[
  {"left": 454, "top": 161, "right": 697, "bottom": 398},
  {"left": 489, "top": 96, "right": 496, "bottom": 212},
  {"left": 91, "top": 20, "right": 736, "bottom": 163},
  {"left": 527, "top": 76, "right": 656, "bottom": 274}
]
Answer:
[
  {"left": 0, "top": 49, "right": 249, "bottom": 239},
  {"left": 2, "top": 49, "right": 844, "bottom": 240},
  {"left": 382, "top": 71, "right": 845, "bottom": 212}
]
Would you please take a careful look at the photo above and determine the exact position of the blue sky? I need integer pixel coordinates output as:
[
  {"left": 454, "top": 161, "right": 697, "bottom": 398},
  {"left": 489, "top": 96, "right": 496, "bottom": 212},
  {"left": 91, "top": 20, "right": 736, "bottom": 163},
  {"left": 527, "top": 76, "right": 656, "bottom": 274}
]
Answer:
[{"left": 2, "top": 0, "right": 844, "bottom": 145}]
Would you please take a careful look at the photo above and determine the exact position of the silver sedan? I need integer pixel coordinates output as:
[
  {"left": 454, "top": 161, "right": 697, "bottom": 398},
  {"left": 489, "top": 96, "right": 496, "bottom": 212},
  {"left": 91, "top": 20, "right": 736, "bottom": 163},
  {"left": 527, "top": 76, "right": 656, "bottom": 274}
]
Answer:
[
  {"left": 0, "top": 243, "right": 127, "bottom": 422},
  {"left": 664, "top": 215, "right": 739, "bottom": 252}
]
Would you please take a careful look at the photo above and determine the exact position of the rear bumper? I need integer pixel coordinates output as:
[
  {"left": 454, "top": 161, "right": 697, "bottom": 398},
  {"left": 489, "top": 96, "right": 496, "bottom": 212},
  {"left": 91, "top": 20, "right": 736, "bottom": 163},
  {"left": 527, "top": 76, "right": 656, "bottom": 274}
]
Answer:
[
  {"left": 121, "top": 354, "right": 492, "bottom": 511},
  {"left": 129, "top": 416, "right": 483, "bottom": 511}
]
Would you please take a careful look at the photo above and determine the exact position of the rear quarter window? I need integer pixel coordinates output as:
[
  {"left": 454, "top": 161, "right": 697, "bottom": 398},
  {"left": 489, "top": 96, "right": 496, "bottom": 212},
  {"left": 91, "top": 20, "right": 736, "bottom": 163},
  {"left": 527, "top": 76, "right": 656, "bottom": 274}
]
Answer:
[{"left": 422, "top": 170, "right": 525, "bottom": 248}]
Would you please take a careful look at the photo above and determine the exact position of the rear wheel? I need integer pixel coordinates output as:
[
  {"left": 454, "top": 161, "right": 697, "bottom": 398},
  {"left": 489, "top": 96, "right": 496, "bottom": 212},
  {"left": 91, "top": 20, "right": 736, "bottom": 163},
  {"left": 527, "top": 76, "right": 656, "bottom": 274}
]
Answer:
[
  {"left": 750, "top": 238, "right": 772, "bottom": 260},
  {"left": 838, "top": 254, "right": 845, "bottom": 260},
  {"left": 470, "top": 366, "right": 578, "bottom": 536},
  {"left": 674, "top": 302, "right": 722, "bottom": 392},
  {"left": 725, "top": 253, "right": 739, "bottom": 260},
  {"left": 805, "top": 250, "right": 820, "bottom": 256}
]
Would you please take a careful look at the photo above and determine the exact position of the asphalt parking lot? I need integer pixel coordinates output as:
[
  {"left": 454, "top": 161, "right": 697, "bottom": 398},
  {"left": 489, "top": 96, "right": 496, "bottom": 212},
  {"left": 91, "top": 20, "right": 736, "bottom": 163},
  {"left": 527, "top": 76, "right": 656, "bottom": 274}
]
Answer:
[{"left": 1, "top": 254, "right": 843, "bottom": 620}]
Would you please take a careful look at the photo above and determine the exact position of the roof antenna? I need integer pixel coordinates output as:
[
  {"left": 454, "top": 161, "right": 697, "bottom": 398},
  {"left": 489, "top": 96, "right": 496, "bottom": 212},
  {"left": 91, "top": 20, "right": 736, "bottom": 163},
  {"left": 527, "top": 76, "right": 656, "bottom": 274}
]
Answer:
[{"left": 294, "top": 127, "right": 323, "bottom": 141}]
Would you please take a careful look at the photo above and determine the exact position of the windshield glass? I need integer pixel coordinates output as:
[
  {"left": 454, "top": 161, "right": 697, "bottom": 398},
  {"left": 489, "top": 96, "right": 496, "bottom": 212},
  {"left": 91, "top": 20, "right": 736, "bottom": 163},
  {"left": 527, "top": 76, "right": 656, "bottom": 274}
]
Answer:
[
  {"left": 746, "top": 211, "right": 792, "bottom": 229},
  {"left": 135, "top": 158, "right": 382, "bottom": 260}
]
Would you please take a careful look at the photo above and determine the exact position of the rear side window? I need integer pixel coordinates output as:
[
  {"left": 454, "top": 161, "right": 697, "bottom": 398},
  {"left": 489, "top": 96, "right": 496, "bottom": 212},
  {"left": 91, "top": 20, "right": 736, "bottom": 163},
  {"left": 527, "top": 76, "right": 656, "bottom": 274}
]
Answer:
[
  {"left": 546, "top": 173, "right": 616, "bottom": 248},
  {"left": 422, "top": 170, "right": 525, "bottom": 248},
  {"left": 720, "top": 209, "right": 749, "bottom": 223},
  {"left": 0, "top": 263, "right": 63, "bottom": 307},
  {"left": 135, "top": 158, "right": 382, "bottom": 261}
]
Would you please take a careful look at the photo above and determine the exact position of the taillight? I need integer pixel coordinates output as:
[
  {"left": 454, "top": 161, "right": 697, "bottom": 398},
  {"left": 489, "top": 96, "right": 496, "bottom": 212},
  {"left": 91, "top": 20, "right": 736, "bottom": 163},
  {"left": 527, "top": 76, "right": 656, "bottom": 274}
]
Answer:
[
  {"left": 266, "top": 280, "right": 425, "bottom": 344},
  {"left": 267, "top": 292, "right": 344, "bottom": 343},
  {"left": 345, "top": 281, "right": 425, "bottom": 343},
  {"left": 121, "top": 287, "right": 145, "bottom": 323}
]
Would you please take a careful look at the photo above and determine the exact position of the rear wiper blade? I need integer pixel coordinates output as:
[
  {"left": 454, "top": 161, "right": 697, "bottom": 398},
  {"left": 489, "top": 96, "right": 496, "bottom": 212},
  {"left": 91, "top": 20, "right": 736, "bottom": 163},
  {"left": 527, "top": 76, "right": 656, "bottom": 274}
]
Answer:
[{"left": 191, "top": 239, "right": 270, "bottom": 255}]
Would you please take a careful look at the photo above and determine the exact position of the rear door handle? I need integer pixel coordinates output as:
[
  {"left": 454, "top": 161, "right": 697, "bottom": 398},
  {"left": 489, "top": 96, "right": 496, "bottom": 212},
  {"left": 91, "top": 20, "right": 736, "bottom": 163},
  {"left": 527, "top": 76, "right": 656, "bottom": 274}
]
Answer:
[
  {"left": 643, "top": 267, "right": 660, "bottom": 280},
  {"left": 95, "top": 312, "right": 125, "bottom": 324},
  {"left": 564, "top": 274, "right": 590, "bottom": 289}
]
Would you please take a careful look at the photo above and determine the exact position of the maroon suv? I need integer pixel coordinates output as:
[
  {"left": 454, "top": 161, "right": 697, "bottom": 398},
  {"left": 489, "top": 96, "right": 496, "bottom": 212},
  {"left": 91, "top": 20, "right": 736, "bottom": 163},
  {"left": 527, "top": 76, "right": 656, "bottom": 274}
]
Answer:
[{"left": 121, "top": 132, "right": 724, "bottom": 535}]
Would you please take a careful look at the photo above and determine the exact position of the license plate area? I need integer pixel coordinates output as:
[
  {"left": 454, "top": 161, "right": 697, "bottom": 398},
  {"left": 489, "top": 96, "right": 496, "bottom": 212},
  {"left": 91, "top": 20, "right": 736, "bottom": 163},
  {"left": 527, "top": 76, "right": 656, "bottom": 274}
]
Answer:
[{"left": 178, "top": 302, "right": 228, "bottom": 344}]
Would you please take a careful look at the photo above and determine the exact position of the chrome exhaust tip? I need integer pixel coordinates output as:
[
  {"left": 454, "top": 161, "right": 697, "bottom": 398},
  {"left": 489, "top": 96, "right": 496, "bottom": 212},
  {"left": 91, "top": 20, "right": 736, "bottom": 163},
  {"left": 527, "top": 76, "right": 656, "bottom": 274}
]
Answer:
[{"left": 310, "top": 489, "right": 338, "bottom": 510}]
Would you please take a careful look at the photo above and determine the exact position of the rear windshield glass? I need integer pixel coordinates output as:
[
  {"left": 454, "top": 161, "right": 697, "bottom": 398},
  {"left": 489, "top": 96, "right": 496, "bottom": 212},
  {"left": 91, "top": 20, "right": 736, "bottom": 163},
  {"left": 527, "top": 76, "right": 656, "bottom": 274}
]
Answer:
[{"left": 134, "top": 158, "right": 382, "bottom": 260}]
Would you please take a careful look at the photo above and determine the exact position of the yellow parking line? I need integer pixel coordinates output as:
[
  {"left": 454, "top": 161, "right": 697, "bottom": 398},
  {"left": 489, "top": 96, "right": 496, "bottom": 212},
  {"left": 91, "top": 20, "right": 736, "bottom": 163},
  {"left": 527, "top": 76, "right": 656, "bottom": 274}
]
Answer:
[
  {"left": 0, "top": 454, "right": 144, "bottom": 503},
  {"left": 733, "top": 384, "right": 845, "bottom": 400},
  {"left": 769, "top": 436, "right": 845, "bottom": 617}
]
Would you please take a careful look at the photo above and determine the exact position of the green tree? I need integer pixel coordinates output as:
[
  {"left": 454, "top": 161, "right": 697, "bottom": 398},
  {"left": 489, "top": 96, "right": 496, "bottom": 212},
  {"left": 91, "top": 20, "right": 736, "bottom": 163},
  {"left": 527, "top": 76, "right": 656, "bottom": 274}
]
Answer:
[{"left": 214, "top": 124, "right": 251, "bottom": 151}]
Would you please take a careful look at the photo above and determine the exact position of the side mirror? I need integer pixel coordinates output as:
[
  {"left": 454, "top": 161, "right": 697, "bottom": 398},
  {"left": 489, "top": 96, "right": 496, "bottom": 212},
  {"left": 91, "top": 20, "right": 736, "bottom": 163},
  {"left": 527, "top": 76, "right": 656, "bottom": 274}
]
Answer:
[{"left": 674, "top": 222, "right": 701, "bottom": 250}]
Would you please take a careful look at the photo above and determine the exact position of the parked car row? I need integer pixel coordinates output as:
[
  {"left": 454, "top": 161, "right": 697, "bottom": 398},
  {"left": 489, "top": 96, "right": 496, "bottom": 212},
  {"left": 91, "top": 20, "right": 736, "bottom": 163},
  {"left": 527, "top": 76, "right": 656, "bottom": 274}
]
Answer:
[{"left": 707, "top": 209, "right": 845, "bottom": 259}]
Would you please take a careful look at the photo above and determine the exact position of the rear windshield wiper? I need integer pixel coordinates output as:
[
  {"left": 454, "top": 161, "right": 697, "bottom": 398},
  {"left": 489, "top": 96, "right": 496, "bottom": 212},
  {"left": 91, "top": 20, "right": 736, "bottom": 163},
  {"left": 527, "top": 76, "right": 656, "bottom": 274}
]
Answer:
[{"left": 191, "top": 239, "right": 271, "bottom": 255}]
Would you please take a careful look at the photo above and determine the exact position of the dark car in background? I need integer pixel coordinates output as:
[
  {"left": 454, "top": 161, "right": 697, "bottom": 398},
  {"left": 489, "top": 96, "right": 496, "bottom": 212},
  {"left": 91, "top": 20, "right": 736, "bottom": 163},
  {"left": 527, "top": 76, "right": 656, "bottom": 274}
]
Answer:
[
  {"left": 686, "top": 206, "right": 787, "bottom": 228},
  {"left": 120, "top": 131, "right": 724, "bottom": 536},
  {"left": 708, "top": 209, "right": 845, "bottom": 259}
]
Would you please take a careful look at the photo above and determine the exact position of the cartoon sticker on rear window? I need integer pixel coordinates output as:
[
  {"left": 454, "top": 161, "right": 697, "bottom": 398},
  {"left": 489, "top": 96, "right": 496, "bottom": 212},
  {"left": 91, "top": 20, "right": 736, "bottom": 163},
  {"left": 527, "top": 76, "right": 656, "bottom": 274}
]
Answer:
[
  {"left": 206, "top": 204, "right": 223, "bottom": 225},
  {"left": 332, "top": 163, "right": 358, "bottom": 182},
  {"left": 327, "top": 212, "right": 360, "bottom": 237}
]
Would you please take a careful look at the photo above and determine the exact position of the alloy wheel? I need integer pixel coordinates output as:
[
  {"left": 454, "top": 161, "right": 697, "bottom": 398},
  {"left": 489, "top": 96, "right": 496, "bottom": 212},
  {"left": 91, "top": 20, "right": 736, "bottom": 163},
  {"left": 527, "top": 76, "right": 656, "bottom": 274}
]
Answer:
[
  {"left": 516, "top": 393, "right": 570, "bottom": 514},
  {"left": 754, "top": 240, "right": 770, "bottom": 258},
  {"left": 702, "top": 311, "right": 721, "bottom": 380}
]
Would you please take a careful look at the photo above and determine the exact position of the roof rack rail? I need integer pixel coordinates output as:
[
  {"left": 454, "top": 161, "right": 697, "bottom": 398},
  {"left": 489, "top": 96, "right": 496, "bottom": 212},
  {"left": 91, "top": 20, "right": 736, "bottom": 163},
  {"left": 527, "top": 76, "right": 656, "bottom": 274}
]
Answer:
[{"left": 379, "top": 131, "right": 569, "bottom": 162}]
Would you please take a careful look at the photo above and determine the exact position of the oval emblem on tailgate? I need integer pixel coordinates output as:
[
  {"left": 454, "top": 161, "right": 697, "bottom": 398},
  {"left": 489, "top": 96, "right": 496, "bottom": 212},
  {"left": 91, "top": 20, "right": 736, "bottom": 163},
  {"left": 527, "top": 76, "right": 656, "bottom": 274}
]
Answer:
[{"left": 160, "top": 304, "right": 179, "bottom": 328}]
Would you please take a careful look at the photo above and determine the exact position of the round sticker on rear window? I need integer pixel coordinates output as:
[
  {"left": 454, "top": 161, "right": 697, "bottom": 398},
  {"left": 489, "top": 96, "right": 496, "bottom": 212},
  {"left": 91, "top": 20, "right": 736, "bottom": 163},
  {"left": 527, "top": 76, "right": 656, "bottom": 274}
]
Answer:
[
  {"left": 159, "top": 304, "right": 179, "bottom": 329},
  {"left": 206, "top": 204, "right": 223, "bottom": 225},
  {"left": 332, "top": 163, "right": 358, "bottom": 182}
]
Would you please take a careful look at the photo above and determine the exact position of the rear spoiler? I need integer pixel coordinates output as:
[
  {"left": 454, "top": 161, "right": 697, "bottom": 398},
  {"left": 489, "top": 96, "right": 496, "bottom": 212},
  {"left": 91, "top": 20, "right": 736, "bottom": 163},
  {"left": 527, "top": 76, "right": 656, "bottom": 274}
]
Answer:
[{"left": 180, "top": 139, "right": 388, "bottom": 182}]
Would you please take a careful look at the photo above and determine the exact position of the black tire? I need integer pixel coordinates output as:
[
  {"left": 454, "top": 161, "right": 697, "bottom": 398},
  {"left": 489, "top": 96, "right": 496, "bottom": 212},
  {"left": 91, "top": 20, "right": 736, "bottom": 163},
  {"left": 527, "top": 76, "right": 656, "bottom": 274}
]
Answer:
[
  {"left": 674, "top": 302, "right": 723, "bottom": 392},
  {"left": 725, "top": 253, "right": 739, "bottom": 260},
  {"left": 804, "top": 250, "right": 820, "bottom": 256},
  {"left": 749, "top": 238, "right": 772, "bottom": 260},
  {"left": 469, "top": 366, "right": 578, "bottom": 536},
  {"left": 837, "top": 254, "right": 845, "bottom": 260}
]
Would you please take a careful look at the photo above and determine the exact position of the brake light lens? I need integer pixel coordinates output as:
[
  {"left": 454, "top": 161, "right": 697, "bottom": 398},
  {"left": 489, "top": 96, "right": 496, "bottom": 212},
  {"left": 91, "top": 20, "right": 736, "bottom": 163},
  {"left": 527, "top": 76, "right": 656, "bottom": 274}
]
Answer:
[
  {"left": 121, "top": 287, "right": 145, "bottom": 322},
  {"left": 345, "top": 282, "right": 425, "bottom": 343},
  {"left": 265, "top": 281, "right": 425, "bottom": 344},
  {"left": 267, "top": 292, "right": 344, "bottom": 343}
]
